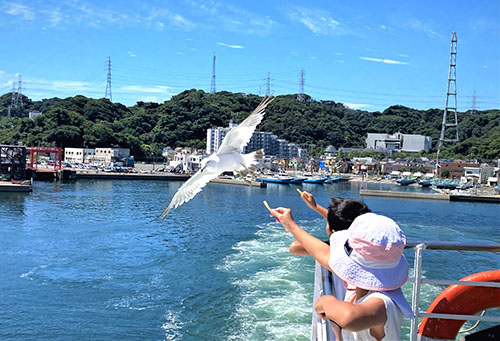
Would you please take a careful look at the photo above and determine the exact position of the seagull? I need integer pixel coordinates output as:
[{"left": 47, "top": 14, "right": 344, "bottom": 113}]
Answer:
[{"left": 161, "top": 96, "right": 273, "bottom": 219}]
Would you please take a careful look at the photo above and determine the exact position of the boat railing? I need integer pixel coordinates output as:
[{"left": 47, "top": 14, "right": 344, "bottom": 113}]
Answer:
[
  {"left": 406, "top": 240, "right": 500, "bottom": 341},
  {"left": 312, "top": 240, "right": 500, "bottom": 341}
]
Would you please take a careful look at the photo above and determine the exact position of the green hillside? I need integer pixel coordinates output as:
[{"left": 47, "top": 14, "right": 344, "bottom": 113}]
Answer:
[{"left": 0, "top": 90, "right": 498, "bottom": 160}]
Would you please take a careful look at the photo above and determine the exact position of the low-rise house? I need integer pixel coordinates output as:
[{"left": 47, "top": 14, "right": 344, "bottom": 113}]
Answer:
[{"left": 439, "top": 161, "right": 478, "bottom": 179}]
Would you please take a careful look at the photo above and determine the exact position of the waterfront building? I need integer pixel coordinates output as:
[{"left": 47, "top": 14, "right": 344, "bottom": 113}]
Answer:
[
  {"left": 93, "top": 148, "right": 130, "bottom": 166},
  {"left": 206, "top": 122, "right": 237, "bottom": 154},
  {"left": 207, "top": 123, "right": 306, "bottom": 160},
  {"left": 366, "top": 132, "right": 431, "bottom": 153},
  {"left": 64, "top": 148, "right": 96, "bottom": 164},
  {"left": 439, "top": 161, "right": 478, "bottom": 179},
  {"left": 464, "top": 165, "right": 495, "bottom": 184}
]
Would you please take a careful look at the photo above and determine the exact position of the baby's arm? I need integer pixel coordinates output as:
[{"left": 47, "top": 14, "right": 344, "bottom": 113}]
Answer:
[
  {"left": 314, "top": 295, "right": 387, "bottom": 332},
  {"left": 299, "top": 191, "right": 328, "bottom": 219}
]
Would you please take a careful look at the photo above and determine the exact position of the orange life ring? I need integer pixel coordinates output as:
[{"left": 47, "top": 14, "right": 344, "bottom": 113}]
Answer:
[{"left": 418, "top": 270, "right": 500, "bottom": 340}]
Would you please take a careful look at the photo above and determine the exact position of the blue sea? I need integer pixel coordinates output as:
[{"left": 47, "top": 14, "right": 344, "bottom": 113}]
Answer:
[{"left": 1, "top": 180, "right": 498, "bottom": 340}]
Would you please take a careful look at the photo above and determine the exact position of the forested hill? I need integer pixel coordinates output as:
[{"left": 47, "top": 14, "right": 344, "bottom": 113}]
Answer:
[{"left": 0, "top": 89, "right": 499, "bottom": 159}]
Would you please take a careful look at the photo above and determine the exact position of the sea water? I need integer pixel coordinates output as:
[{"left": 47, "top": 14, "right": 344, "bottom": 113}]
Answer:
[{"left": 0, "top": 180, "right": 498, "bottom": 340}]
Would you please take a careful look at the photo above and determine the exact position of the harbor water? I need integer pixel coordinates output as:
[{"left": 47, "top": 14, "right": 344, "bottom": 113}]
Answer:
[{"left": 1, "top": 180, "right": 499, "bottom": 340}]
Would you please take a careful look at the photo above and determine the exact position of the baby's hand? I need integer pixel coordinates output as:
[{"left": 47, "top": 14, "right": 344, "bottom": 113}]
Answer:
[{"left": 298, "top": 190, "right": 317, "bottom": 210}]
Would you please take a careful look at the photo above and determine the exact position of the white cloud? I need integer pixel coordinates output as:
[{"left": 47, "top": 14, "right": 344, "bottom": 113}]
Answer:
[
  {"left": 127, "top": 51, "right": 136, "bottom": 57},
  {"left": 334, "top": 52, "right": 343, "bottom": 56},
  {"left": 482, "top": 65, "right": 488, "bottom": 69},
  {"left": 286, "top": 7, "right": 345, "bottom": 35},
  {"left": 380, "top": 24, "right": 387, "bottom": 30},
  {"left": 216, "top": 42, "right": 244, "bottom": 49},
  {"left": 343, "top": 102, "right": 372, "bottom": 110},
  {"left": 120, "top": 85, "right": 170, "bottom": 93},
  {"left": 360, "top": 56, "right": 409, "bottom": 65},
  {"left": 4, "top": 2, "right": 34, "bottom": 20},
  {"left": 399, "top": 54, "right": 409, "bottom": 58},
  {"left": 335, "top": 60, "right": 344, "bottom": 63},
  {"left": 309, "top": 56, "right": 317, "bottom": 60}
]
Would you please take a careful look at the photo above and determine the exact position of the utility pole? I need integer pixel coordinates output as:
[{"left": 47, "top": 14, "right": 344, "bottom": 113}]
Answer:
[
  {"left": 265, "top": 72, "right": 271, "bottom": 96},
  {"left": 436, "top": 32, "right": 459, "bottom": 176},
  {"left": 105, "top": 56, "right": 112, "bottom": 102},
  {"left": 297, "top": 68, "right": 305, "bottom": 101},
  {"left": 210, "top": 53, "right": 216, "bottom": 94}
]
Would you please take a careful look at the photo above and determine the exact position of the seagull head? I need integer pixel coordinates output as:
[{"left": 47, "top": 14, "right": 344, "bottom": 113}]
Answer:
[{"left": 200, "top": 154, "right": 219, "bottom": 172}]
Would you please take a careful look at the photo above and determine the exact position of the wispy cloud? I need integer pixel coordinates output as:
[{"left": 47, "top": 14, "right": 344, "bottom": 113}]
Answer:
[
  {"left": 399, "top": 54, "right": 409, "bottom": 58},
  {"left": 286, "top": 7, "right": 346, "bottom": 35},
  {"left": 186, "top": 1, "right": 276, "bottom": 34},
  {"left": 127, "top": 51, "right": 136, "bottom": 57},
  {"left": 216, "top": 42, "right": 244, "bottom": 49},
  {"left": 360, "top": 56, "right": 409, "bottom": 65},
  {"left": 406, "top": 18, "right": 442, "bottom": 38},
  {"left": 3, "top": 2, "right": 35, "bottom": 20}
]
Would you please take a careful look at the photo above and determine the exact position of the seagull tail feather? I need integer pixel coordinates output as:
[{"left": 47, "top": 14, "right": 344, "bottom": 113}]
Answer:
[{"left": 160, "top": 203, "right": 173, "bottom": 220}]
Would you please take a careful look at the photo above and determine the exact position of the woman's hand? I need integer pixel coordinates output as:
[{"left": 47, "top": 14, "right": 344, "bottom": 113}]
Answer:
[{"left": 269, "top": 207, "right": 295, "bottom": 231}]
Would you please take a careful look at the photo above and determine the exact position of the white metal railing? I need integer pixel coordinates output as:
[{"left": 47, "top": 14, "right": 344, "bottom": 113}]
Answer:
[
  {"left": 406, "top": 240, "right": 500, "bottom": 341},
  {"left": 313, "top": 240, "right": 500, "bottom": 341}
]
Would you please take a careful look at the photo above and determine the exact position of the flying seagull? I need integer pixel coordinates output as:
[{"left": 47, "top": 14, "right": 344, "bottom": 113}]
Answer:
[{"left": 161, "top": 96, "right": 273, "bottom": 219}]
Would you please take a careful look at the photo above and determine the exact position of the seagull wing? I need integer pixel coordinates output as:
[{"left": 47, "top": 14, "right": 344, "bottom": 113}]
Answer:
[
  {"left": 217, "top": 96, "right": 273, "bottom": 155},
  {"left": 161, "top": 169, "right": 219, "bottom": 219}
]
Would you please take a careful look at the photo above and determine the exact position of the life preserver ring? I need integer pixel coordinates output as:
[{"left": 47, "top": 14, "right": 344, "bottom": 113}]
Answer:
[{"left": 418, "top": 270, "right": 500, "bottom": 340}]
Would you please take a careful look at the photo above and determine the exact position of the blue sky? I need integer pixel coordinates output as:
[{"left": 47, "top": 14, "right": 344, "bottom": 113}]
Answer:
[{"left": 0, "top": 0, "right": 498, "bottom": 112}]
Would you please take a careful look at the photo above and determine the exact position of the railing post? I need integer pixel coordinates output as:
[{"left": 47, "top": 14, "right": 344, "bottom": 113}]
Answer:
[{"left": 410, "top": 243, "right": 426, "bottom": 341}]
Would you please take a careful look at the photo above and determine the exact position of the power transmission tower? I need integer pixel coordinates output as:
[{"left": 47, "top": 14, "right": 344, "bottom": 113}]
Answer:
[
  {"left": 16, "top": 75, "right": 23, "bottom": 107},
  {"left": 265, "top": 72, "right": 271, "bottom": 96},
  {"left": 210, "top": 53, "right": 216, "bottom": 94},
  {"left": 471, "top": 90, "right": 477, "bottom": 114},
  {"left": 436, "top": 32, "right": 459, "bottom": 175},
  {"left": 11, "top": 82, "right": 16, "bottom": 107},
  {"left": 105, "top": 56, "right": 112, "bottom": 102},
  {"left": 297, "top": 68, "right": 305, "bottom": 101}
]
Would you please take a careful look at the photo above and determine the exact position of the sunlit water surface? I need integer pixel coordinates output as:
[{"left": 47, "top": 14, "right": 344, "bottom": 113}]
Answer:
[{"left": 1, "top": 180, "right": 498, "bottom": 340}]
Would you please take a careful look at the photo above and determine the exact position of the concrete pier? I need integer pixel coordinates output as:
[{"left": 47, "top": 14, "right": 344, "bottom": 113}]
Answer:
[
  {"left": 360, "top": 189, "right": 449, "bottom": 200},
  {"left": 0, "top": 182, "right": 32, "bottom": 192},
  {"left": 360, "top": 189, "right": 500, "bottom": 203}
]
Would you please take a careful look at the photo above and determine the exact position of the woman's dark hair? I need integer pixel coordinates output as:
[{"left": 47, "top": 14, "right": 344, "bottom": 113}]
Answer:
[{"left": 327, "top": 198, "right": 371, "bottom": 232}]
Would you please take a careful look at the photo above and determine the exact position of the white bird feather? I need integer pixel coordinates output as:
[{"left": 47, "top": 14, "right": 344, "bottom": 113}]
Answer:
[{"left": 161, "top": 96, "right": 273, "bottom": 219}]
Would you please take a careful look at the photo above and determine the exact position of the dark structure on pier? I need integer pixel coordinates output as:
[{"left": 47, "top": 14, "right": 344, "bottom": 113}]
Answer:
[{"left": 0, "top": 145, "right": 28, "bottom": 181}]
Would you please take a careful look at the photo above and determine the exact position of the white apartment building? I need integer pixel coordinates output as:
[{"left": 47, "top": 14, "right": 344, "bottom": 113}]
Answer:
[
  {"left": 64, "top": 148, "right": 96, "bottom": 163},
  {"left": 206, "top": 122, "right": 237, "bottom": 154}
]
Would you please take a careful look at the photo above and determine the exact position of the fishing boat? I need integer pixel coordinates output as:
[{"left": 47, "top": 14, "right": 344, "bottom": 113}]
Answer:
[
  {"left": 397, "top": 178, "right": 417, "bottom": 186},
  {"left": 324, "top": 175, "right": 342, "bottom": 184},
  {"left": 312, "top": 240, "right": 500, "bottom": 341},
  {"left": 256, "top": 176, "right": 293, "bottom": 184},
  {"left": 303, "top": 177, "right": 327, "bottom": 184},
  {"left": 418, "top": 179, "right": 433, "bottom": 187},
  {"left": 290, "top": 177, "right": 305, "bottom": 184}
]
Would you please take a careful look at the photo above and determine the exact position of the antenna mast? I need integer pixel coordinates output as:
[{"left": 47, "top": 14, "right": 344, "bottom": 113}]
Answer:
[
  {"left": 210, "top": 53, "right": 216, "bottom": 94},
  {"left": 105, "top": 56, "right": 112, "bottom": 102},
  {"left": 297, "top": 68, "right": 305, "bottom": 101},
  {"left": 436, "top": 32, "right": 459, "bottom": 176}
]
